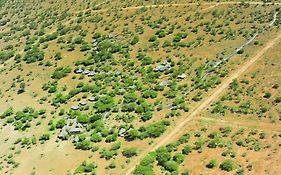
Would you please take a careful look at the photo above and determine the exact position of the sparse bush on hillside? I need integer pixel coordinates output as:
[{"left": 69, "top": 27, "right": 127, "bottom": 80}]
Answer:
[
  {"left": 51, "top": 67, "right": 71, "bottom": 79},
  {"left": 23, "top": 47, "right": 44, "bottom": 63}
]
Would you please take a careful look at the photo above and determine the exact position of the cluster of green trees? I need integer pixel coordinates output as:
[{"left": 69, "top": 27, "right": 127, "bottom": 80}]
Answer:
[
  {"left": 211, "top": 78, "right": 281, "bottom": 118},
  {"left": 3, "top": 107, "right": 46, "bottom": 131},
  {"left": 42, "top": 81, "right": 58, "bottom": 93},
  {"left": 122, "top": 147, "right": 138, "bottom": 158},
  {"left": 23, "top": 47, "right": 44, "bottom": 63},
  {"left": 126, "top": 120, "right": 170, "bottom": 141},
  {"left": 99, "top": 142, "right": 121, "bottom": 160},
  {"left": 0, "top": 50, "right": 14, "bottom": 62},
  {"left": 94, "top": 95, "right": 115, "bottom": 113},
  {"left": 133, "top": 125, "right": 247, "bottom": 174},
  {"left": 74, "top": 161, "right": 97, "bottom": 174},
  {"left": 14, "top": 136, "right": 37, "bottom": 148},
  {"left": 134, "top": 153, "right": 156, "bottom": 175},
  {"left": 39, "top": 32, "right": 58, "bottom": 43}
]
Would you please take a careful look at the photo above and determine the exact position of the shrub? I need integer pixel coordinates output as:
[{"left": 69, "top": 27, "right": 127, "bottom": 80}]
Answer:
[
  {"left": 163, "top": 40, "right": 172, "bottom": 47},
  {"left": 140, "top": 120, "right": 170, "bottom": 138},
  {"left": 173, "top": 35, "right": 181, "bottom": 42},
  {"left": 220, "top": 159, "right": 237, "bottom": 172},
  {"left": 110, "top": 142, "right": 121, "bottom": 150},
  {"left": 100, "top": 149, "right": 117, "bottom": 160},
  {"left": 237, "top": 49, "right": 244, "bottom": 54},
  {"left": 0, "top": 51, "right": 14, "bottom": 62},
  {"left": 182, "top": 145, "right": 192, "bottom": 155},
  {"left": 141, "top": 112, "right": 152, "bottom": 121},
  {"left": 54, "top": 52, "right": 62, "bottom": 60},
  {"left": 133, "top": 153, "right": 156, "bottom": 175},
  {"left": 77, "top": 114, "right": 89, "bottom": 124},
  {"left": 263, "top": 92, "right": 271, "bottom": 99},
  {"left": 148, "top": 35, "right": 157, "bottom": 42},
  {"left": 173, "top": 153, "right": 185, "bottom": 164},
  {"left": 163, "top": 160, "right": 179, "bottom": 172},
  {"left": 90, "top": 133, "right": 102, "bottom": 143},
  {"left": 23, "top": 47, "right": 44, "bottom": 63},
  {"left": 75, "top": 140, "right": 92, "bottom": 150},
  {"left": 80, "top": 43, "right": 91, "bottom": 51},
  {"left": 56, "top": 119, "right": 65, "bottom": 129},
  {"left": 94, "top": 95, "right": 115, "bottom": 113},
  {"left": 274, "top": 96, "right": 281, "bottom": 103},
  {"left": 131, "top": 36, "right": 139, "bottom": 45},
  {"left": 122, "top": 148, "right": 138, "bottom": 158},
  {"left": 74, "top": 161, "right": 97, "bottom": 174},
  {"left": 39, "top": 133, "right": 50, "bottom": 141},
  {"left": 182, "top": 169, "right": 190, "bottom": 175},
  {"left": 126, "top": 129, "right": 140, "bottom": 140},
  {"left": 206, "top": 159, "right": 217, "bottom": 168},
  {"left": 0, "top": 107, "right": 13, "bottom": 119},
  {"left": 51, "top": 67, "right": 71, "bottom": 79}
]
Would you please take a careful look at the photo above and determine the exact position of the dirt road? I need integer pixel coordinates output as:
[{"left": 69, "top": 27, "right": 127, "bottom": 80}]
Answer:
[
  {"left": 123, "top": 32, "right": 281, "bottom": 175},
  {"left": 106, "top": 1, "right": 281, "bottom": 11},
  {"left": 198, "top": 117, "right": 281, "bottom": 133}
]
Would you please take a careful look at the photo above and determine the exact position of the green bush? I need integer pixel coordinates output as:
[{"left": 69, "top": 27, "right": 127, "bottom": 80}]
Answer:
[
  {"left": 0, "top": 50, "right": 14, "bottom": 62},
  {"left": 75, "top": 140, "right": 92, "bottom": 150},
  {"left": 51, "top": 67, "right": 71, "bottom": 79},
  {"left": 274, "top": 96, "right": 281, "bottom": 103},
  {"left": 163, "top": 160, "right": 179, "bottom": 172},
  {"left": 131, "top": 36, "right": 139, "bottom": 45},
  {"left": 74, "top": 161, "right": 97, "bottom": 174},
  {"left": 182, "top": 145, "right": 192, "bottom": 155},
  {"left": 206, "top": 159, "right": 217, "bottom": 168},
  {"left": 140, "top": 120, "right": 170, "bottom": 138},
  {"left": 237, "top": 49, "right": 244, "bottom": 54},
  {"left": 148, "top": 35, "right": 157, "bottom": 42},
  {"left": 220, "top": 159, "right": 237, "bottom": 172},
  {"left": 173, "top": 153, "right": 185, "bottom": 164},
  {"left": 77, "top": 114, "right": 89, "bottom": 123},
  {"left": 122, "top": 148, "right": 138, "bottom": 158},
  {"left": 56, "top": 119, "right": 65, "bottom": 129},
  {"left": 100, "top": 149, "right": 117, "bottom": 160},
  {"left": 39, "top": 133, "right": 50, "bottom": 141},
  {"left": 54, "top": 52, "right": 62, "bottom": 60},
  {"left": 90, "top": 133, "right": 102, "bottom": 143},
  {"left": 23, "top": 47, "right": 44, "bottom": 63}
]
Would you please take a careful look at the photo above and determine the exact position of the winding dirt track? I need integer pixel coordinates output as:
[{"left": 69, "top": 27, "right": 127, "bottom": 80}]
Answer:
[
  {"left": 123, "top": 32, "right": 281, "bottom": 175},
  {"left": 198, "top": 117, "right": 281, "bottom": 133}
]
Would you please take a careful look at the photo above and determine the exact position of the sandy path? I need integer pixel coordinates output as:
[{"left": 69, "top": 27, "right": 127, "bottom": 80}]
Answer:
[
  {"left": 198, "top": 117, "right": 281, "bottom": 133},
  {"left": 98, "top": 1, "right": 281, "bottom": 11},
  {"left": 123, "top": 32, "right": 281, "bottom": 175}
]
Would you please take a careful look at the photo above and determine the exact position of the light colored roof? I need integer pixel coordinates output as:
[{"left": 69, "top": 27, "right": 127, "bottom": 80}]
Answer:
[
  {"left": 88, "top": 97, "right": 96, "bottom": 101},
  {"left": 71, "top": 106, "right": 80, "bottom": 110},
  {"left": 79, "top": 101, "right": 87, "bottom": 106},
  {"left": 177, "top": 73, "right": 187, "bottom": 79}
]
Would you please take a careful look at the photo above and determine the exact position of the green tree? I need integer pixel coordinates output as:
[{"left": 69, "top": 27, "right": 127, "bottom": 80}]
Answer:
[
  {"left": 77, "top": 114, "right": 89, "bottom": 123},
  {"left": 131, "top": 36, "right": 139, "bottom": 45},
  {"left": 56, "top": 119, "right": 65, "bottom": 129},
  {"left": 182, "top": 145, "right": 192, "bottom": 155},
  {"left": 173, "top": 153, "right": 185, "bottom": 164},
  {"left": 122, "top": 148, "right": 138, "bottom": 158},
  {"left": 206, "top": 159, "right": 217, "bottom": 168},
  {"left": 220, "top": 159, "right": 237, "bottom": 172},
  {"left": 163, "top": 160, "right": 179, "bottom": 172}
]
